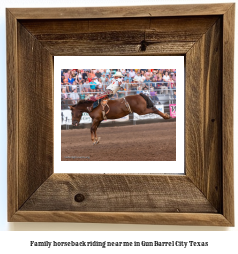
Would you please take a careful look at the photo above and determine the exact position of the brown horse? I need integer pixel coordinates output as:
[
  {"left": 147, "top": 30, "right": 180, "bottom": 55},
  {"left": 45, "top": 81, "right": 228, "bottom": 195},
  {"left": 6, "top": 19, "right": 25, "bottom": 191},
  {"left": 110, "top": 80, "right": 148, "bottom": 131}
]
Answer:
[{"left": 70, "top": 94, "right": 170, "bottom": 145}]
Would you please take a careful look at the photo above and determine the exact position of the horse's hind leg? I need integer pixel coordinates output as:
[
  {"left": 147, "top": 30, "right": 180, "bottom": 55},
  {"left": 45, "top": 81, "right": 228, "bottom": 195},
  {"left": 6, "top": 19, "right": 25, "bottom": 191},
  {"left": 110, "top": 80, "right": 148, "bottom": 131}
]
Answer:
[{"left": 139, "top": 107, "right": 170, "bottom": 119}]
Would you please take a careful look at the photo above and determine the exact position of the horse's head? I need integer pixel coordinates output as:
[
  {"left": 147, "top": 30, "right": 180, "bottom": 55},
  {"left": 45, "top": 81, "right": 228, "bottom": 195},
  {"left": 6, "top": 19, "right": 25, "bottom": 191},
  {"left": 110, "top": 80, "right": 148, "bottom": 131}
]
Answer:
[{"left": 70, "top": 105, "right": 82, "bottom": 127}]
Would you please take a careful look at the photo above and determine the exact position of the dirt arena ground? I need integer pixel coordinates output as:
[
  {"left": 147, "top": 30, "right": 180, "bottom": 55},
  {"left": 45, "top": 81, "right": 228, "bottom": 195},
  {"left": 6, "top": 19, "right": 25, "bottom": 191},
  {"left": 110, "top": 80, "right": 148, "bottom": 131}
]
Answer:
[{"left": 61, "top": 121, "right": 176, "bottom": 161}]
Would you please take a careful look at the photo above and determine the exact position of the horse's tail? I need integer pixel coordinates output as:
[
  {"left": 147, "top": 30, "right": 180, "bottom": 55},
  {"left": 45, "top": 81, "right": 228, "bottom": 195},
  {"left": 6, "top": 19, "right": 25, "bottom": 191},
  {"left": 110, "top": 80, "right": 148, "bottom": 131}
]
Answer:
[{"left": 139, "top": 93, "right": 154, "bottom": 108}]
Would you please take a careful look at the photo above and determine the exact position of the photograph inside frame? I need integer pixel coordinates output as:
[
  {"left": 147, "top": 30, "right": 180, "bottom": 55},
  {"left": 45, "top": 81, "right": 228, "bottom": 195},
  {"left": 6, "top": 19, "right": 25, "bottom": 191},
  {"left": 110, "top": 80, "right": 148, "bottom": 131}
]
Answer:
[{"left": 61, "top": 68, "right": 177, "bottom": 162}]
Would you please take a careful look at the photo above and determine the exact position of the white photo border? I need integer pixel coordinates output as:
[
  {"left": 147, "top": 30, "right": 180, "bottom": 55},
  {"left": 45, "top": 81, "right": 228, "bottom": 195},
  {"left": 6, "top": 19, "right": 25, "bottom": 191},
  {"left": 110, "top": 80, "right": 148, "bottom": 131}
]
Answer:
[{"left": 54, "top": 56, "right": 184, "bottom": 174}]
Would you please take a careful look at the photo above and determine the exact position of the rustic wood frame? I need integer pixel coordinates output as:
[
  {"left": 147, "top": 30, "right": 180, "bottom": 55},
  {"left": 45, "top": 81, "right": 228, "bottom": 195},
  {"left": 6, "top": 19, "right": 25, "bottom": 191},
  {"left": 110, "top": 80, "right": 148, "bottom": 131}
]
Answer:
[{"left": 7, "top": 4, "right": 234, "bottom": 226}]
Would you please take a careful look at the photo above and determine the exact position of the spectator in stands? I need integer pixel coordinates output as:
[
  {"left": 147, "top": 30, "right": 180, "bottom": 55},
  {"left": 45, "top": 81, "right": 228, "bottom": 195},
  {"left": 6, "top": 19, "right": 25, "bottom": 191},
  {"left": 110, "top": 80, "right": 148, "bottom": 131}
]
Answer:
[
  {"left": 61, "top": 76, "right": 67, "bottom": 89},
  {"left": 130, "top": 80, "right": 138, "bottom": 94},
  {"left": 151, "top": 77, "right": 157, "bottom": 90},
  {"left": 107, "top": 74, "right": 113, "bottom": 82},
  {"left": 71, "top": 69, "right": 77, "bottom": 78},
  {"left": 124, "top": 79, "right": 131, "bottom": 93},
  {"left": 61, "top": 69, "right": 176, "bottom": 108},
  {"left": 129, "top": 69, "right": 135, "bottom": 79},
  {"left": 168, "top": 75, "right": 175, "bottom": 92},
  {"left": 158, "top": 69, "right": 163, "bottom": 75},
  {"left": 142, "top": 87, "right": 150, "bottom": 96},
  {"left": 71, "top": 81, "right": 77, "bottom": 91},
  {"left": 136, "top": 84, "right": 142, "bottom": 94},
  {"left": 61, "top": 88, "right": 69, "bottom": 109},
  {"left": 63, "top": 74, "right": 68, "bottom": 84},
  {"left": 150, "top": 87, "right": 159, "bottom": 104},
  {"left": 83, "top": 79, "right": 90, "bottom": 93},
  {"left": 97, "top": 78, "right": 103, "bottom": 93},
  {"left": 156, "top": 73, "right": 163, "bottom": 94},
  {"left": 75, "top": 71, "right": 82, "bottom": 84},
  {"left": 144, "top": 76, "right": 151, "bottom": 88},
  {"left": 89, "top": 77, "right": 97, "bottom": 92},
  {"left": 100, "top": 73, "right": 106, "bottom": 84},
  {"left": 80, "top": 91, "right": 86, "bottom": 100},
  {"left": 82, "top": 70, "right": 89, "bottom": 82},
  {"left": 118, "top": 87, "right": 125, "bottom": 98},
  {"left": 141, "top": 72, "right": 146, "bottom": 83},
  {"left": 161, "top": 71, "right": 170, "bottom": 94},
  {"left": 78, "top": 69, "right": 82, "bottom": 78},
  {"left": 61, "top": 88, "right": 68, "bottom": 99},
  {"left": 77, "top": 80, "right": 84, "bottom": 93},
  {"left": 88, "top": 70, "right": 95, "bottom": 81},
  {"left": 120, "top": 69, "right": 126, "bottom": 75},
  {"left": 67, "top": 74, "right": 74, "bottom": 92},
  {"left": 172, "top": 73, "right": 176, "bottom": 89},
  {"left": 124, "top": 72, "right": 132, "bottom": 83},
  {"left": 145, "top": 69, "right": 151, "bottom": 76},
  {"left": 95, "top": 69, "right": 102, "bottom": 79},
  {"left": 70, "top": 88, "right": 79, "bottom": 104},
  {"left": 134, "top": 72, "right": 143, "bottom": 83},
  {"left": 104, "top": 77, "right": 110, "bottom": 87},
  {"left": 65, "top": 81, "right": 72, "bottom": 94},
  {"left": 152, "top": 70, "right": 157, "bottom": 80},
  {"left": 64, "top": 70, "right": 70, "bottom": 80}
]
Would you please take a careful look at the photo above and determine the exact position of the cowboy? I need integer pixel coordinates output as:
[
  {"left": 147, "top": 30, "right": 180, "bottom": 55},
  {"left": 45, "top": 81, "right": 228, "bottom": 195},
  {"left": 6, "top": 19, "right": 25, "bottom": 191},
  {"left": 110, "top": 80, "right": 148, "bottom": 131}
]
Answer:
[{"left": 87, "top": 71, "right": 123, "bottom": 112}]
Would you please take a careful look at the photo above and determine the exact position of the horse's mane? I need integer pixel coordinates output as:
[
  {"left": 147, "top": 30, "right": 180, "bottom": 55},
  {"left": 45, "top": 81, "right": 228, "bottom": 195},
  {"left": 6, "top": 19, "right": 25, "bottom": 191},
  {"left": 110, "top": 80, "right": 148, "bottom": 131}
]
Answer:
[
  {"left": 73, "top": 100, "right": 93, "bottom": 107},
  {"left": 78, "top": 99, "right": 93, "bottom": 104}
]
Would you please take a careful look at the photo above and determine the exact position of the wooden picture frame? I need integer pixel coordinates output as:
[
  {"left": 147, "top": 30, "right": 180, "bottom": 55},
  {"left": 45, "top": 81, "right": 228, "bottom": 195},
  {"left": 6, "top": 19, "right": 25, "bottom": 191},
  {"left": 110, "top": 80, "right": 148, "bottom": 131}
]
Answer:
[{"left": 7, "top": 3, "right": 234, "bottom": 226}]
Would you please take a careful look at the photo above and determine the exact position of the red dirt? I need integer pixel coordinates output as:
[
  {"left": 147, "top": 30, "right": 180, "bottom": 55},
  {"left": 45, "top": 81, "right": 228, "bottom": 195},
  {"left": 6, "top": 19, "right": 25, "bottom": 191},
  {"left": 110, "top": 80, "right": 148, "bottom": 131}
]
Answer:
[{"left": 61, "top": 122, "right": 176, "bottom": 161}]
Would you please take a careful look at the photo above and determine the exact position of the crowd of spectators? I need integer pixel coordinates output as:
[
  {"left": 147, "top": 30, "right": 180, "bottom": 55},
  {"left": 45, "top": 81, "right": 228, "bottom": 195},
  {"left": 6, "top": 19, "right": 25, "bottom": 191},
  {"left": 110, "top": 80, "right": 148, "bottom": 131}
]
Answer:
[{"left": 61, "top": 69, "right": 176, "bottom": 109}]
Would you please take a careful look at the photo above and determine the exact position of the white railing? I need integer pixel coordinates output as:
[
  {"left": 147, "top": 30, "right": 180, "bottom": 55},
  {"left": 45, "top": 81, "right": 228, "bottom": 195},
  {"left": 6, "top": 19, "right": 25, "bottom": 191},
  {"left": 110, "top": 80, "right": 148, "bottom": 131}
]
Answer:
[{"left": 61, "top": 82, "right": 176, "bottom": 109}]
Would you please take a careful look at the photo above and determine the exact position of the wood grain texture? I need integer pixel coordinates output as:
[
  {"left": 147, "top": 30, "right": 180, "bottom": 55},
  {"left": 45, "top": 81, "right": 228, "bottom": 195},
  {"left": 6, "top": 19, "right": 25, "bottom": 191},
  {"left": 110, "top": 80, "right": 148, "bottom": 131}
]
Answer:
[
  {"left": 17, "top": 23, "right": 53, "bottom": 208},
  {"left": 222, "top": 4, "right": 235, "bottom": 226},
  {"left": 11, "top": 211, "right": 232, "bottom": 226},
  {"left": 20, "top": 174, "right": 217, "bottom": 213},
  {"left": 8, "top": 4, "right": 233, "bottom": 19},
  {"left": 39, "top": 41, "right": 194, "bottom": 56},
  {"left": 20, "top": 17, "right": 218, "bottom": 34},
  {"left": 7, "top": 9, "right": 18, "bottom": 221},
  {"left": 19, "top": 17, "right": 218, "bottom": 56},
  {"left": 6, "top": 5, "right": 234, "bottom": 225},
  {"left": 186, "top": 18, "right": 222, "bottom": 212}
]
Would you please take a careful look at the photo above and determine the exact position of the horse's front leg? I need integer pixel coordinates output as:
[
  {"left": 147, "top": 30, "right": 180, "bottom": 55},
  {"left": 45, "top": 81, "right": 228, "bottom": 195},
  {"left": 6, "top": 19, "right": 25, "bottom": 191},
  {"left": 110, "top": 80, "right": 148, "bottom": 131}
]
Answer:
[
  {"left": 91, "top": 119, "right": 101, "bottom": 145},
  {"left": 90, "top": 126, "right": 95, "bottom": 144},
  {"left": 94, "top": 127, "right": 101, "bottom": 145},
  {"left": 94, "top": 120, "right": 102, "bottom": 145}
]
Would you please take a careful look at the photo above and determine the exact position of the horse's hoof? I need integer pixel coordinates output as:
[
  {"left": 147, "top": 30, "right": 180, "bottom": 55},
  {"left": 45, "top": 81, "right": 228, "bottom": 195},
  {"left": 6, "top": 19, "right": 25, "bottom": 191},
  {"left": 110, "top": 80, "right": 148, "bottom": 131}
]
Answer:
[
  {"left": 96, "top": 137, "right": 101, "bottom": 144},
  {"left": 164, "top": 113, "right": 170, "bottom": 119}
]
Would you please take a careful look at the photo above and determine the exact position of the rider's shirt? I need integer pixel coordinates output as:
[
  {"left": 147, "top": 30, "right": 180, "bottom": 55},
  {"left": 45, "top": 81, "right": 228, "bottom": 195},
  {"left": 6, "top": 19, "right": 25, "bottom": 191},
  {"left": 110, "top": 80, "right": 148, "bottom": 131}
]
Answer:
[{"left": 106, "top": 78, "right": 122, "bottom": 94}]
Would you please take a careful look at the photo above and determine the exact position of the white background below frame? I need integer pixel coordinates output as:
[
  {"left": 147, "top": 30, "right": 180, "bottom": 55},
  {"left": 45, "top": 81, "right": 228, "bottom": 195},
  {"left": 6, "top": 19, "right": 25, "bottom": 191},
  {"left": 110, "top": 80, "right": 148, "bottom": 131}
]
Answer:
[{"left": 54, "top": 56, "right": 184, "bottom": 174}]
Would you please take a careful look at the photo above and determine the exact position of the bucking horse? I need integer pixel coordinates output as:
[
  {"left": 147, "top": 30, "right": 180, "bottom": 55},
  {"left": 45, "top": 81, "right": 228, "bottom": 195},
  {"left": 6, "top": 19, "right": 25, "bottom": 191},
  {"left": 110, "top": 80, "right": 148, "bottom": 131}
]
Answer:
[{"left": 70, "top": 93, "right": 170, "bottom": 145}]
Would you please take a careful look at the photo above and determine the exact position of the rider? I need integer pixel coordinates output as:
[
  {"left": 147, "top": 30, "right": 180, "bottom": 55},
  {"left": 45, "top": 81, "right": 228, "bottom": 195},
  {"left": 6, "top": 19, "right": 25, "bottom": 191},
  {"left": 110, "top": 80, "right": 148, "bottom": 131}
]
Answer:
[{"left": 87, "top": 71, "right": 123, "bottom": 112}]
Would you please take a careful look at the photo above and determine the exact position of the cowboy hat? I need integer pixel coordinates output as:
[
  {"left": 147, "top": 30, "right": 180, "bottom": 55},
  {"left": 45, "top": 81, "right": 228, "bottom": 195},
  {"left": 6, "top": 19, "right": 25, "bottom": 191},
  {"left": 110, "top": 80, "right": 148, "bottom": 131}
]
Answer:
[{"left": 113, "top": 71, "right": 124, "bottom": 77}]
